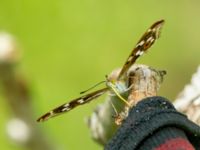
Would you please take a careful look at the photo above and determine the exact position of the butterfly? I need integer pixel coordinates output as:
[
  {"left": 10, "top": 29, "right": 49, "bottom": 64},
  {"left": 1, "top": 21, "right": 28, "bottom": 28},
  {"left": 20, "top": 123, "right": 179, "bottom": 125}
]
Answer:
[{"left": 37, "top": 20, "right": 165, "bottom": 122}]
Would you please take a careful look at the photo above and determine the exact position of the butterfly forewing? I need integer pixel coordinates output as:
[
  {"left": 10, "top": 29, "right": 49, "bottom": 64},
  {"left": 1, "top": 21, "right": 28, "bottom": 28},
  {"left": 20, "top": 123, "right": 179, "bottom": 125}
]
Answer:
[
  {"left": 117, "top": 20, "right": 165, "bottom": 80},
  {"left": 37, "top": 87, "right": 108, "bottom": 122}
]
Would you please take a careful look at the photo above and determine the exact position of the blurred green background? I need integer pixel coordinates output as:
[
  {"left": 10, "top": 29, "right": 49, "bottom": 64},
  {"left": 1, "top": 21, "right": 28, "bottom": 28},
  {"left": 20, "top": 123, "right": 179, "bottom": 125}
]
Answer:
[{"left": 0, "top": 0, "right": 200, "bottom": 150}]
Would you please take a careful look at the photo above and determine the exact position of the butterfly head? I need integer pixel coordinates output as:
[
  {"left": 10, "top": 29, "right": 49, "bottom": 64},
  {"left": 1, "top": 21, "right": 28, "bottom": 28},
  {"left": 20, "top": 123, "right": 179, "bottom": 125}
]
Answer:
[{"left": 106, "top": 68, "right": 129, "bottom": 95}]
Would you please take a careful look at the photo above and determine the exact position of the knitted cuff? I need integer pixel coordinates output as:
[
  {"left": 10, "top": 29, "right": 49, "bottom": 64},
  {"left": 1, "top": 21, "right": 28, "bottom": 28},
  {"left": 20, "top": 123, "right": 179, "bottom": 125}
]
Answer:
[
  {"left": 138, "top": 127, "right": 194, "bottom": 150},
  {"left": 105, "top": 96, "right": 200, "bottom": 150}
]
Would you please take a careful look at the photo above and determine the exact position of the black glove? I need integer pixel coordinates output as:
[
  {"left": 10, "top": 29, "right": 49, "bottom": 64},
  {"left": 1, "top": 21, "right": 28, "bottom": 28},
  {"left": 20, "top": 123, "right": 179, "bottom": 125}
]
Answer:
[{"left": 105, "top": 96, "right": 200, "bottom": 150}]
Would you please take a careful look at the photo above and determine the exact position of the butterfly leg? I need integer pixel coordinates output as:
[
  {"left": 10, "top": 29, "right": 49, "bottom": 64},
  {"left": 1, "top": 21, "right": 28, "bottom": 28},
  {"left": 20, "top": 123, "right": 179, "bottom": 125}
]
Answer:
[{"left": 107, "top": 82, "right": 131, "bottom": 107}]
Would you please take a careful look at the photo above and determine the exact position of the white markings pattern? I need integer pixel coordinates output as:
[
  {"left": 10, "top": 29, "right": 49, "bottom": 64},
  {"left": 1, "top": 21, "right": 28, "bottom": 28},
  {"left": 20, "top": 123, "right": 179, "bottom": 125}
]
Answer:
[
  {"left": 135, "top": 50, "right": 144, "bottom": 56},
  {"left": 77, "top": 99, "right": 85, "bottom": 104}
]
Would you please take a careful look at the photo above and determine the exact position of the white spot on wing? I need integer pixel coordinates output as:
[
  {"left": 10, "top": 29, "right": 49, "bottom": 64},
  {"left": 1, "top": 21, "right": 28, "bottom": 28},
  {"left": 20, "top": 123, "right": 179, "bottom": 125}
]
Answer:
[
  {"left": 147, "top": 29, "right": 152, "bottom": 32},
  {"left": 152, "top": 28, "right": 156, "bottom": 32},
  {"left": 147, "top": 36, "right": 154, "bottom": 43},
  {"left": 64, "top": 103, "right": 69, "bottom": 107},
  {"left": 78, "top": 99, "right": 84, "bottom": 104},
  {"left": 61, "top": 107, "right": 71, "bottom": 112},
  {"left": 136, "top": 40, "right": 145, "bottom": 48},
  {"left": 127, "top": 55, "right": 133, "bottom": 62},
  {"left": 150, "top": 38, "right": 154, "bottom": 43},
  {"left": 50, "top": 111, "right": 54, "bottom": 115},
  {"left": 135, "top": 50, "right": 144, "bottom": 56}
]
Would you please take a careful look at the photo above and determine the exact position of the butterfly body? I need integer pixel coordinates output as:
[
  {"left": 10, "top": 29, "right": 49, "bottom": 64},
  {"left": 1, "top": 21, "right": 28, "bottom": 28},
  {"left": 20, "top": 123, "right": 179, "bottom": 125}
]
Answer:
[{"left": 106, "top": 69, "right": 129, "bottom": 95}]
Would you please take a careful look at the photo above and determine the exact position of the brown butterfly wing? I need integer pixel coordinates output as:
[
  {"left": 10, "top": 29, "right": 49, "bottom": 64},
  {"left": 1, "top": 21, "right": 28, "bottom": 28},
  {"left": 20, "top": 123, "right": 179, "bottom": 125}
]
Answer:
[
  {"left": 37, "top": 87, "right": 108, "bottom": 122},
  {"left": 117, "top": 20, "right": 165, "bottom": 80}
]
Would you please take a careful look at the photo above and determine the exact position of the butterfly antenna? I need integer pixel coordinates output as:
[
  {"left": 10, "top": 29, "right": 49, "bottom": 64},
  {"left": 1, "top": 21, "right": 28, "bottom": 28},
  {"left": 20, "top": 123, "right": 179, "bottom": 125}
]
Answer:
[{"left": 80, "top": 80, "right": 106, "bottom": 94}]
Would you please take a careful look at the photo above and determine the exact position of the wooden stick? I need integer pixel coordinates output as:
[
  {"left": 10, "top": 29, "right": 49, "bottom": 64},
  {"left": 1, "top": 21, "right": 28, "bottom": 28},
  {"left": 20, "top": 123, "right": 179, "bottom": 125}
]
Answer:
[{"left": 87, "top": 64, "right": 166, "bottom": 145}]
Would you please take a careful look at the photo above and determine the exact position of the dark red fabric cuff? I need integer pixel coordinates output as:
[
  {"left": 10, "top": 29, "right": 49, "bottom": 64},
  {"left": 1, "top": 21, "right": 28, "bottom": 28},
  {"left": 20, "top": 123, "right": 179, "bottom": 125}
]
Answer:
[{"left": 155, "top": 137, "right": 195, "bottom": 150}]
